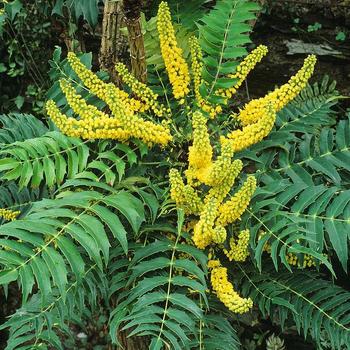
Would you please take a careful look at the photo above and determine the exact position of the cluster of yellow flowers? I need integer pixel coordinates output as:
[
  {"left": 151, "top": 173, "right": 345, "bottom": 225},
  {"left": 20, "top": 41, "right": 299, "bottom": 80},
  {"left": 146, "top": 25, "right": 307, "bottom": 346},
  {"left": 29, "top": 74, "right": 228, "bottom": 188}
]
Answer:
[
  {"left": 169, "top": 51, "right": 317, "bottom": 313},
  {"left": 43, "top": 1, "right": 319, "bottom": 315},
  {"left": 46, "top": 53, "right": 172, "bottom": 146},
  {"left": 157, "top": 2, "right": 190, "bottom": 101},
  {"left": 195, "top": 144, "right": 239, "bottom": 187},
  {"left": 218, "top": 45, "right": 269, "bottom": 100},
  {"left": 186, "top": 168, "right": 251, "bottom": 250},
  {"left": 67, "top": 52, "right": 144, "bottom": 113},
  {"left": 224, "top": 229, "right": 250, "bottom": 262},
  {"left": 221, "top": 102, "right": 276, "bottom": 153},
  {"left": 106, "top": 84, "right": 172, "bottom": 146},
  {"left": 188, "top": 111, "right": 213, "bottom": 171},
  {"left": 170, "top": 110, "right": 256, "bottom": 251},
  {"left": 208, "top": 259, "right": 253, "bottom": 314},
  {"left": 0, "top": 0, "right": 8, "bottom": 15},
  {"left": 47, "top": 102, "right": 125, "bottom": 140},
  {"left": 218, "top": 55, "right": 316, "bottom": 154},
  {"left": 0, "top": 208, "right": 20, "bottom": 221},
  {"left": 206, "top": 159, "right": 243, "bottom": 202},
  {"left": 193, "top": 198, "right": 223, "bottom": 248},
  {"left": 189, "top": 36, "right": 222, "bottom": 118},
  {"left": 169, "top": 104, "right": 264, "bottom": 313},
  {"left": 262, "top": 238, "right": 316, "bottom": 268},
  {"left": 189, "top": 43, "right": 268, "bottom": 119},
  {"left": 115, "top": 62, "right": 168, "bottom": 117},
  {"left": 169, "top": 169, "right": 203, "bottom": 215},
  {"left": 237, "top": 55, "right": 317, "bottom": 126},
  {"left": 47, "top": 83, "right": 131, "bottom": 141},
  {"left": 287, "top": 252, "right": 316, "bottom": 268},
  {"left": 217, "top": 176, "right": 257, "bottom": 226}
]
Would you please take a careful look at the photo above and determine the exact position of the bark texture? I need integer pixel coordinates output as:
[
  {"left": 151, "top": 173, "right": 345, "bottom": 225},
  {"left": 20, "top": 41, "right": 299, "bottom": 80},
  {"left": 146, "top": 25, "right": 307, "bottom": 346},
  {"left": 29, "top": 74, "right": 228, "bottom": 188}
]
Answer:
[
  {"left": 123, "top": 0, "right": 147, "bottom": 83},
  {"left": 112, "top": 17, "right": 147, "bottom": 350},
  {"left": 117, "top": 330, "right": 149, "bottom": 350},
  {"left": 99, "top": 0, "right": 127, "bottom": 84}
]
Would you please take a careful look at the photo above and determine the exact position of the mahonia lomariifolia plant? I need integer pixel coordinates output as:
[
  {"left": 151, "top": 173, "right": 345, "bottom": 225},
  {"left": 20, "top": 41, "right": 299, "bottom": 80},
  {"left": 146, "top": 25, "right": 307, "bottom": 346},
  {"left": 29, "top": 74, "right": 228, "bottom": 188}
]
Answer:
[
  {"left": 1, "top": 1, "right": 350, "bottom": 349},
  {"left": 46, "top": 1, "right": 316, "bottom": 314}
]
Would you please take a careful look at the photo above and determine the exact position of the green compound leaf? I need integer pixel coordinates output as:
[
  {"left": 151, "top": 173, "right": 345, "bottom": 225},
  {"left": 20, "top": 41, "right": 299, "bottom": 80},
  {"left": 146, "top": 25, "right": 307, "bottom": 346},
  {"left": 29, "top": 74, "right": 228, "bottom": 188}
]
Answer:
[
  {"left": 0, "top": 132, "right": 90, "bottom": 189},
  {"left": 198, "top": 0, "right": 260, "bottom": 97}
]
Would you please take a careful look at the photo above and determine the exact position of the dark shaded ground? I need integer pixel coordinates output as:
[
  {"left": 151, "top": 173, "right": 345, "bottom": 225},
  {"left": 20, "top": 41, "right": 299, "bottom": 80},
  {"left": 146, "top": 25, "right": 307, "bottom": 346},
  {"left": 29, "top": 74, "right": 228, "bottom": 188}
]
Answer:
[
  {"left": 0, "top": 286, "right": 20, "bottom": 349},
  {"left": 246, "top": 1, "right": 350, "bottom": 112}
]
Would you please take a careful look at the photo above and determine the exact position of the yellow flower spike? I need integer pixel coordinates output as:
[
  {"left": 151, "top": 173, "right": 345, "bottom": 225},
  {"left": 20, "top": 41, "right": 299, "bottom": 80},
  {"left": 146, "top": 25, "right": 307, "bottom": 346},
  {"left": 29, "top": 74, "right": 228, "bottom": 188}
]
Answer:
[
  {"left": 59, "top": 79, "right": 111, "bottom": 122},
  {"left": 105, "top": 84, "right": 172, "bottom": 146},
  {"left": 115, "top": 63, "right": 167, "bottom": 117},
  {"left": 207, "top": 259, "right": 220, "bottom": 269},
  {"left": 67, "top": 52, "right": 124, "bottom": 101},
  {"left": 184, "top": 167, "right": 202, "bottom": 187},
  {"left": 238, "top": 55, "right": 317, "bottom": 126},
  {"left": 209, "top": 259, "right": 253, "bottom": 314},
  {"left": 222, "top": 102, "right": 276, "bottom": 153},
  {"left": 193, "top": 197, "right": 219, "bottom": 249},
  {"left": 193, "top": 222, "right": 214, "bottom": 250},
  {"left": 46, "top": 100, "right": 78, "bottom": 137},
  {"left": 169, "top": 169, "right": 203, "bottom": 215},
  {"left": 157, "top": 1, "right": 190, "bottom": 100},
  {"left": 224, "top": 230, "right": 250, "bottom": 262},
  {"left": 188, "top": 110, "right": 213, "bottom": 171},
  {"left": 67, "top": 52, "right": 144, "bottom": 113},
  {"left": 189, "top": 36, "right": 219, "bottom": 118},
  {"left": 0, "top": 208, "right": 20, "bottom": 221},
  {"left": 189, "top": 36, "right": 203, "bottom": 104},
  {"left": 46, "top": 99, "right": 130, "bottom": 141},
  {"left": 218, "top": 45, "right": 268, "bottom": 100},
  {"left": 197, "top": 144, "right": 234, "bottom": 186},
  {"left": 182, "top": 186, "right": 204, "bottom": 215},
  {"left": 192, "top": 157, "right": 244, "bottom": 249},
  {"left": 169, "top": 169, "right": 186, "bottom": 205},
  {"left": 217, "top": 176, "right": 257, "bottom": 227},
  {"left": 212, "top": 225, "right": 227, "bottom": 244},
  {"left": 206, "top": 159, "right": 243, "bottom": 204}
]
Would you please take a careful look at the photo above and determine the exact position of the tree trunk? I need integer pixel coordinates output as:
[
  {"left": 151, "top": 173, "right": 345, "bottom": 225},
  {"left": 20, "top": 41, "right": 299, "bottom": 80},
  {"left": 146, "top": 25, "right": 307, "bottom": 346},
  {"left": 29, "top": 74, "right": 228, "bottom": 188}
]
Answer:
[
  {"left": 117, "top": 331, "right": 149, "bottom": 350},
  {"left": 123, "top": 0, "right": 147, "bottom": 83},
  {"left": 106, "top": 3, "right": 147, "bottom": 347},
  {"left": 99, "top": 0, "right": 127, "bottom": 84}
]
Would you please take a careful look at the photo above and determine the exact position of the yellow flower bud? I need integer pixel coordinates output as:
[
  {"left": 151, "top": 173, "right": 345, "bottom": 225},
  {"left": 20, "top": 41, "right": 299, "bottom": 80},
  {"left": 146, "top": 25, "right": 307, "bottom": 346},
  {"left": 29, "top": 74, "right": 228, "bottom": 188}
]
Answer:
[
  {"left": 0, "top": 208, "right": 20, "bottom": 221},
  {"left": 157, "top": 2, "right": 190, "bottom": 100},
  {"left": 209, "top": 259, "right": 253, "bottom": 314}
]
